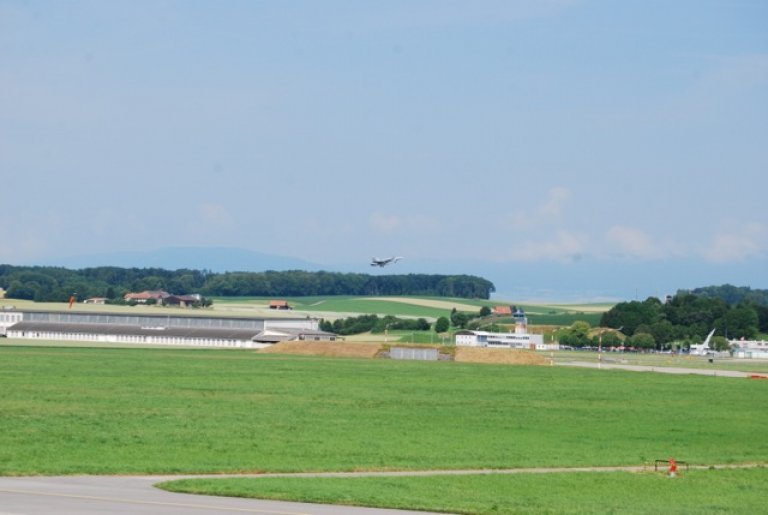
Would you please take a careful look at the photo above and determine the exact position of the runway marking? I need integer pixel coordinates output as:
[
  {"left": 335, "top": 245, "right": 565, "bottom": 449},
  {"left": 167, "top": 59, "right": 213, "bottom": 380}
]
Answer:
[{"left": 0, "top": 488, "right": 309, "bottom": 515}]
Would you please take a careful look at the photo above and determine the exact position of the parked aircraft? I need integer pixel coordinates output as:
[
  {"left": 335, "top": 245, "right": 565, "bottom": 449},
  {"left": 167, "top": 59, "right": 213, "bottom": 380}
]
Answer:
[
  {"left": 370, "top": 256, "right": 403, "bottom": 267},
  {"left": 689, "top": 328, "right": 716, "bottom": 356}
]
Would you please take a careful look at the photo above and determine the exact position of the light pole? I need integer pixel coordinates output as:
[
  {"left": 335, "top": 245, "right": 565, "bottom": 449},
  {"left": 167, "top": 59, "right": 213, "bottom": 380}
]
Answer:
[
  {"left": 598, "top": 326, "right": 622, "bottom": 369},
  {"left": 598, "top": 331, "right": 603, "bottom": 369}
]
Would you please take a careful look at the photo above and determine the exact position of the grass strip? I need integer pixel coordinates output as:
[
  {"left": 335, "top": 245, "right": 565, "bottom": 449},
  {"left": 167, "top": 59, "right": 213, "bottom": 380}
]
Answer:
[{"left": 159, "top": 467, "right": 768, "bottom": 514}]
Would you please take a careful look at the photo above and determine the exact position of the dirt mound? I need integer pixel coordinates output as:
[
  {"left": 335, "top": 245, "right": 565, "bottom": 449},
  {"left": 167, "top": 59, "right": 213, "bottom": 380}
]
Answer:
[
  {"left": 454, "top": 347, "right": 548, "bottom": 365},
  {"left": 258, "top": 341, "right": 382, "bottom": 359},
  {"left": 259, "top": 341, "right": 548, "bottom": 366}
]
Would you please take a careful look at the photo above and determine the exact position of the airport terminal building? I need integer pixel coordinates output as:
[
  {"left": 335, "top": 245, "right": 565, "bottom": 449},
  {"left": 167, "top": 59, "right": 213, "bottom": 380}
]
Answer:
[
  {"left": 0, "top": 309, "right": 336, "bottom": 349},
  {"left": 454, "top": 307, "right": 556, "bottom": 351}
]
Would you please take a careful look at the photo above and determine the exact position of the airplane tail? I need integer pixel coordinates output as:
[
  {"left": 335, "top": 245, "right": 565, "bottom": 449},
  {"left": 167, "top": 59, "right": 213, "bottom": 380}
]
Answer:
[{"left": 702, "top": 328, "right": 716, "bottom": 348}]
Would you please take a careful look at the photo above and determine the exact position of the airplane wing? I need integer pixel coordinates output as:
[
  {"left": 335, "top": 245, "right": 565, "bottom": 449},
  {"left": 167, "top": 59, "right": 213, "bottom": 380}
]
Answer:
[{"left": 370, "top": 256, "right": 403, "bottom": 267}]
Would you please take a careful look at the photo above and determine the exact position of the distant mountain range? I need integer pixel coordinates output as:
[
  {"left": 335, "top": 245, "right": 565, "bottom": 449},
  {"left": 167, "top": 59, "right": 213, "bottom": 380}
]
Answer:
[{"left": 38, "top": 247, "right": 325, "bottom": 274}]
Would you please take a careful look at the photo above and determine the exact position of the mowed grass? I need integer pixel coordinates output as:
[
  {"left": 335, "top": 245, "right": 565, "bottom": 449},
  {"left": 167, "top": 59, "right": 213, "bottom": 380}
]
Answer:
[
  {"left": 161, "top": 468, "right": 768, "bottom": 514},
  {"left": 1, "top": 346, "right": 767, "bottom": 477}
]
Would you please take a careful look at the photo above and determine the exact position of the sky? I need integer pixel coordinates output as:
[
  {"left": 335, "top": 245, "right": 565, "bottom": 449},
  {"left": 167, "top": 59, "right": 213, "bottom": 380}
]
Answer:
[{"left": 1, "top": 0, "right": 767, "bottom": 301}]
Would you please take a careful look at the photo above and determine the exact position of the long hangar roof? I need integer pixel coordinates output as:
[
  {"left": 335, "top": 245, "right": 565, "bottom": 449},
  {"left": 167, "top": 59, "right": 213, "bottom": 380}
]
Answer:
[
  {"left": 9, "top": 321, "right": 262, "bottom": 341},
  {"left": 18, "top": 310, "right": 316, "bottom": 329}
]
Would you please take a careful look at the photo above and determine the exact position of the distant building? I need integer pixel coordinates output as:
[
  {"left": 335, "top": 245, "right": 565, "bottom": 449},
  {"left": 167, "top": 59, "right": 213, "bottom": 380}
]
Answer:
[
  {"left": 493, "top": 305, "right": 513, "bottom": 315},
  {"left": 253, "top": 327, "right": 336, "bottom": 343},
  {"left": 83, "top": 297, "right": 107, "bottom": 305},
  {"left": 124, "top": 291, "right": 171, "bottom": 305},
  {"left": 0, "top": 307, "right": 23, "bottom": 336},
  {"left": 730, "top": 339, "right": 768, "bottom": 359},
  {"left": 164, "top": 294, "right": 202, "bottom": 308},
  {"left": 269, "top": 300, "right": 292, "bottom": 310},
  {"left": 3, "top": 310, "right": 334, "bottom": 348},
  {"left": 456, "top": 308, "right": 556, "bottom": 350}
]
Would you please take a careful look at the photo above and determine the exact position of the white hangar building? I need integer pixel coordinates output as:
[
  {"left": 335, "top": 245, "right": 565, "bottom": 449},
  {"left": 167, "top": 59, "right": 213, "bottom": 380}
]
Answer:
[
  {"left": 0, "top": 309, "right": 336, "bottom": 349},
  {"left": 455, "top": 308, "right": 554, "bottom": 350}
]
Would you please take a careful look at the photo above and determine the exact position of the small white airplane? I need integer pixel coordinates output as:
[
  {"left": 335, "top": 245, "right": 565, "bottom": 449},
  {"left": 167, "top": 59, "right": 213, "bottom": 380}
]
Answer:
[
  {"left": 689, "top": 328, "right": 716, "bottom": 356},
  {"left": 370, "top": 256, "right": 403, "bottom": 267}
]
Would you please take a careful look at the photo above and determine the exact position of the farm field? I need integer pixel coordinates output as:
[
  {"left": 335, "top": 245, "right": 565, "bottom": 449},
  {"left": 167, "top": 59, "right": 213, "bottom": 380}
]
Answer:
[
  {"left": 1, "top": 344, "right": 766, "bottom": 513},
  {"left": 212, "top": 295, "right": 608, "bottom": 327},
  {"left": 3, "top": 295, "right": 609, "bottom": 326}
]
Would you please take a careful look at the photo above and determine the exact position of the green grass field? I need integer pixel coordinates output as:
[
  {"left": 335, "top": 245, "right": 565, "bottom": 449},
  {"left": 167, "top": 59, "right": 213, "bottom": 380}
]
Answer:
[
  {"left": 3, "top": 344, "right": 766, "bottom": 512},
  {"left": 2, "top": 345, "right": 766, "bottom": 474}
]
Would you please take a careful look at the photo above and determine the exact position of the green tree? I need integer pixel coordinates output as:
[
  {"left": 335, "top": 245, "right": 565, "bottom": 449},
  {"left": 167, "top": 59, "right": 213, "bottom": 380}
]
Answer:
[
  {"left": 648, "top": 320, "right": 675, "bottom": 348},
  {"left": 718, "top": 305, "right": 759, "bottom": 340},
  {"left": 558, "top": 321, "right": 592, "bottom": 347},
  {"left": 570, "top": 321, "right": 592, "bottom": 339},
  {"left": 711, "top": 335, "right": 730, "bottom": 352},
  {"left": 594, "top": 331, "right": 622, "bottom": 348},
  {"left": 435, "top": 317, "right": 450, "bottom": 333},
  {"left": 601, "top": 298, "right": 662, "bottom": 335},
  {"left": 451, "top": 312, "right": 470, "bottom": 329},
  {"left": 629, "top": 332, "right": 656, "bottom": 350}
]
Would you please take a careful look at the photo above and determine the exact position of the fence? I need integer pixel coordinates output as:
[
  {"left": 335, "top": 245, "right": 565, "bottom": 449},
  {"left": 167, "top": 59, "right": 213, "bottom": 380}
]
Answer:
[{"left": 390, "top": 347, "right": 439, "bottom": 361}]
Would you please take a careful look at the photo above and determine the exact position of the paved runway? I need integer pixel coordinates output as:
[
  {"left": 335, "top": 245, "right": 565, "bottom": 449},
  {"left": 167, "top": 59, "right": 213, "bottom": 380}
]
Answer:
[
  {"left": 0, "top": 475, "right": 443, "bottom": 515},
  {"left": 560, "top": 361, "right": 756, "bottom": 377}
]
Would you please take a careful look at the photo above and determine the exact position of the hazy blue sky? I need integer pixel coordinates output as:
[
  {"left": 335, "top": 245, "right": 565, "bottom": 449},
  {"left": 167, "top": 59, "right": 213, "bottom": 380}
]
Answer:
[{"left": 2, "top": 1, "right": 766, "bottom": 300}]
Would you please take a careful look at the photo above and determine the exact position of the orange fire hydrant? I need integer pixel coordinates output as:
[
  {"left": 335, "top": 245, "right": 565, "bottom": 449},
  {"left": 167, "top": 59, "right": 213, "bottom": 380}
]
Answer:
[{"left": 669, "top": 458, "right": 677, "bottom": 478}]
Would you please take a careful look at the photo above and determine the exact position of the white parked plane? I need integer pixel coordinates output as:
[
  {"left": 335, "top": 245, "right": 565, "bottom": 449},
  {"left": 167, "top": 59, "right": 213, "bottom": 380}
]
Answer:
[
  {"left": 689, "top": 328, "right": 716, "bottom": 356},
  {"left": 370, "top": 256, "right": 403, "bottom": 267}
]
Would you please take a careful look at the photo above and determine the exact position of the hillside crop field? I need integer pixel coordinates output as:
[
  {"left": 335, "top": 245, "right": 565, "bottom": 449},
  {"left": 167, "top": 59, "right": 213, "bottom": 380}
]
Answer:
[
  {"left": 211, "top": 295, "right": 608, "bottom": 325},
  {"left": 3, "top": 296, "right": 609, "bottom": 328}
]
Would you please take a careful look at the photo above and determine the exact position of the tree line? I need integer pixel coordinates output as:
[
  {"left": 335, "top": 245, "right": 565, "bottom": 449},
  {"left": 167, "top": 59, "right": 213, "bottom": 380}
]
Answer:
[
  {"left": 320, "top": 315, "right": 432, "bottom": 335},
  {"left": 320, "top": 306, "right": 493, "bottom": 335},
  {"left": 598, "top": 290, "right": 768, "bottom": 350},
  {"left": 0, "top": 265, "right": 495, "bottom": 302},
  {"left": 683, "top": 284, "right": 768, "bottom": 306}
]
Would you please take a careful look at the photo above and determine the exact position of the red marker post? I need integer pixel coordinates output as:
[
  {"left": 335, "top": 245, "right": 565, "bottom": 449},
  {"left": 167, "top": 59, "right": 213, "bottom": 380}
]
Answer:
[{"left": 668, "top": 458, "right": 677, "bottom": 478}]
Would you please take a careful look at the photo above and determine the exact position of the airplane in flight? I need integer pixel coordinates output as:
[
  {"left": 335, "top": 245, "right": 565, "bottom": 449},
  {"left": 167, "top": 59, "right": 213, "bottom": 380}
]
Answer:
[{"left": 370, "top": 256, "right": 403, "bottom": 267}]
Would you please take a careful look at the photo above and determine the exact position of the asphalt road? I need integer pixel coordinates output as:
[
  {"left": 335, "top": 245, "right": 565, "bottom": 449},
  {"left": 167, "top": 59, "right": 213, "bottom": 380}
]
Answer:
[
  {"left": 3, "top": 464, "right": 765, "bottom": 514},
  {"left": 0, "top": 475, "right": 444, "bottom": 515}
]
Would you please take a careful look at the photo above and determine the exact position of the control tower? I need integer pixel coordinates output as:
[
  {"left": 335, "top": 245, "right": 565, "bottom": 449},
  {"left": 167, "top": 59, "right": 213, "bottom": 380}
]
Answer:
[{"left": 513, "top": 308, "right": 528, "bottom": 335}]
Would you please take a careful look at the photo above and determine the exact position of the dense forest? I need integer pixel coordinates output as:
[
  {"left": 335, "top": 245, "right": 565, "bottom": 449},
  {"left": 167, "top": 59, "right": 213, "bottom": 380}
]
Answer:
[
  {"left": 319, "top": 314, "right": 432, "bottom": 335},
  {"left": 599, "top": 288, "right": 768, "bottom": 349},
  {"left": 682, "top": 284, "right": 768, "bottom": 306},
  {"left": 0, "top": 265, "right": 495, "bottom": 301}
]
